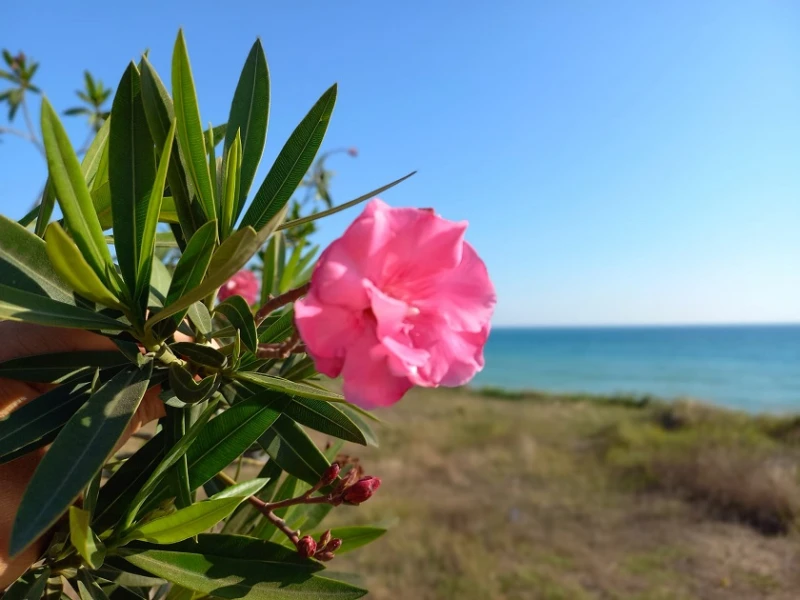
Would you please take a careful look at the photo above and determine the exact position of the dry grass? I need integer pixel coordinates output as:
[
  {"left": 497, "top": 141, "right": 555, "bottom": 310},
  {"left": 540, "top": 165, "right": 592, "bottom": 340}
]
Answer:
[{"left": 301, "top": 388, "right": 800, "bottom": 600}]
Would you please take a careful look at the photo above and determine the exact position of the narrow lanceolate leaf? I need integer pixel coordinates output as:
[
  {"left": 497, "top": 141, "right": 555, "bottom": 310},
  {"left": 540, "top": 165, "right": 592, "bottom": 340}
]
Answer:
[
  {"left": 186, "top": 394, "right": 282, "bottom": 490},
  {"left": 145, "top": 223, "right": 263, "bottom": 329},
  {"left": 69, "top": 506, "right": 105, "bottom": 568},
  {"left": 170, "top": 342, "right": 227, "bottom": 369},
  {"left": 258, "top": 307, "right": 294, "bottom": 343},
  {"left": 0, "top": 350, "right": 128, "bottom": 383},
  {"left": 236, "top": 372, "right": 345, "bottom": 403},
  {"left": 10, "top": 363, "right": 153, "bottom": 557},
  {"left": 14, "top": 568, "right": 50, "bottom": 600},
  {"left": 121, "top": 401, "right": 219, "bottom": 530},
  {"left": 210, "top": 478, "right": 268, "bottom": 500},
  {"left": 226, "top": 39, "right": 269, "bottom": 219},
  {"left": 278, "top": 171, "right": 416, "bottom": 231},
  {"left": 0, "top": 379, "right": 91, "bottom": 464},
  {"left": 119, "top": 535, "right": 366, "bottom": 599},
  {"left": 34, "top": 179, "right": 56, "bottom": 238},
  {"left": 258, "top": 415, "right": 330, "bottom": 485},
  {"left": 137, "top": 120, "right": 176, "bottom": 310},
  {"left": 110, "top": 63, "right": 157, "bottom": 299},
  {"left": 274, "top": 396, "right": 367, "bottom": 445},
  {"left": 186, "top": 302, "right": 211, "bottom": 336},
  {"left": 140, "top": 56, "right": 204, "bottom": 240},
  {"left": 0, "top": 284, "right": 128, "bottom": 331},
  {"left": 168, "top": 365, "right": 218, "bottom": 405},
  {"left": 0, "top": 214, "right": 74, "bottom": 304},
  {"left": 93, "top": 434, "right": 166, "bottom": 534},
  {"left": 221, "top": 129, "right": 242, "bottom": 236},
  {"left": 215, "top": 295, "right": 258, "bottom": 352},
  {"left": 156, "top": 220, "right": 217, "bottom": 327},
  {"left": 40, "top": 98, "right": 115, "bottom": 283},
  {"left": 239, "top": 84, "right": 337, "bottom": 231},
  {"left": 76, "top": 571, "right": 111, "bottom": 600},
  {"left": 128, "top": 497, "right": 243, "bottom": 544},
  {"left": 81, "top": 111, "right": 112, "bottom": 186},
  {"left": 165, "top": 405, "right": 192, "bottom": 510},
  {"left": 309, "top": 526, "right": 387, "bottom": 555},
  {"left": 172, "top": 30, "right": 215, "bottom": 220},
  {"left": 45, "top": 223, "right": 123, "bottom": 309}
]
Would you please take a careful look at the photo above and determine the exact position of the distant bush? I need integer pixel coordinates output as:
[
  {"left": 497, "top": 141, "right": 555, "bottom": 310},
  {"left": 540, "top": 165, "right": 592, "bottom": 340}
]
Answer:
[{"left": 602, "top": 400, "right": 800, "bottom": 535}]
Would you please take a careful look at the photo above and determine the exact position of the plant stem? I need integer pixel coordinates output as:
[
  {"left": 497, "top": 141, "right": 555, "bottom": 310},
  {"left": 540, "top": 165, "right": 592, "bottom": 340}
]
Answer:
[{"left": 254, "top": 283, "right": 310, "bottom": 325}]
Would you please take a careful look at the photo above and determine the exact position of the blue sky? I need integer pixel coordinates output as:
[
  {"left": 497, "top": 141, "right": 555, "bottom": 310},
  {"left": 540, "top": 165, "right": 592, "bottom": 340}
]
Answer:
[{"left": 3, "top": 1, "right": 799, "bottom": 326}]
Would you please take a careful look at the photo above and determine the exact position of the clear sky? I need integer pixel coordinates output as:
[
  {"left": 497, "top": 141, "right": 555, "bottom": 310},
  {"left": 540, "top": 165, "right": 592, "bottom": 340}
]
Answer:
[{"left": 3, "top": 1, "right": 799, "bottom": 326}]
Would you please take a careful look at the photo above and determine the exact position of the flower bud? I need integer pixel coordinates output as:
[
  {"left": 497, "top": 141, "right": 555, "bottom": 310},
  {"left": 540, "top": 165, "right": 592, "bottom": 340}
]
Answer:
[
  {"left": 347, "top": 147, "right": 358, "bottom": 157},
  {"left": 316, "top": 551, "right": 336, "bottom": 562},
  {"left": 319, "top": 463, "right": 341, "bottom": 487},
  {"left": 341, "top": 476, "right": 381, "bottom": 505},
  {"left": 325, "top": 538, "right": 343, "bottom": 553},
  {"left": 318, "top": 530, "right": 332, "bottom": 548},
  {"left": 296, "top": 536, "right": 317, "bottom": 558}
]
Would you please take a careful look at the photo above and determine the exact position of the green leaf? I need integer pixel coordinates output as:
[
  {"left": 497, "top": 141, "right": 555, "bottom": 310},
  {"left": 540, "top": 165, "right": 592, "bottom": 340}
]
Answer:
[
  {"left": 129, "top": 497, "right": 243, "bottom": 544},
  {"left": 81, "top": 105, "right": 113, "bottom": 186},
  {"left": 0, "top": 377, "right": 90, "bottom": 466},
  {"left": 110, "top": 62, "right": 157, "bottom": 299},
  {"left": 2, "top": 570, "right": 40, "bottom": 600},
  {"left": 258, "top": 414, "right": 330, "bottom": 485},
  {"left": 206, "top": 123, "right": 227, "bottom": 146},
  {"left": 168, "top": 365, "right": 218, "bottom": 405},
  {"left": 278, "top": 241, "right": 304, "bottom": 293},
  {"left": 40, "top": 97, "right": 115, "bottom": 284},
  {"left": 17, "top": 568, "right": 50, "bottom": 600},
  {"left": 93, "top": 434, "right": 166, "bottom": 534},
  {"left": 235, "top": 372, "right": 345, "bottom": 403},
  {"left": 10, "top": 363, "right": 153, "bottom": 556},
  {"left": 77, "top": 571, "right": 111, "bottom": 600},
  {"left": 259, "top": 232, "right": 281, "bottom": 302},
  {"left": 258, "top": 307, "right": 294, "bottom": 343},
  {"left": 275, "top": 396, "right": 367, "bottom": 445},
  {"left": 120, "top": 400, "right": 218, "bottom": 531},
  {"left": 215, "top": 295, "right": 258, "bottom": 352},
  {"left": 164, "top": 405, "right": 192, "bottom": 509},
  {"left": 239, "top": 84, "right": 337, "bottom": 231},
  {"left": 119, "top": 535, "right": 365, "bottom": 599},
  {"left": 226, "top": 40, "right": 269, "bottom": 219},
  {"left": 337, "top": 405, "right": 379, "bottom": 448},
  {"left": 278, "top": 171, "right": 416, "bottom": 231},
  {"left": 0, "top": 284, "right": 128, "bottom": 331},
  {"left": 309, "top": 526, "right": 386, "bottom": 555},
  {"left": 209, "top": 477, "right": 268, "bottom": 500},
  {"left": 170, "top": 342, "right": 227, "bottom": 369},
  {"left": 140, "top": 56, "right": 204, "bottom": 240},
  {"left": 45, "top": 223, "right": 123, "bottom": 309},
  {"left": 186, "top": 302, "right": 211, "bottom": 336},
  {"left": 145, "top": 222, "right": 271, "bottom": 330},
  {"left": 221, "top": 129, "right": 241, "bottom": 237},
  {"left": 157, "top": 220, "right": 217, "bottom": 327},
  {"left": 34, "top": 179, "right": 56, "bottom": 238},
  {"left": 185, "top": 394, "right": 282, "bottom": 490},
  {"left": 172, "top": 31, "right": 215, "bottom": 220},
  {"left": 91, "top": 562, "right": 166, "bottom": 589},
  {"left": 69, "top": 506, "right": 106, "bottom": 568},
  {"left": 0, "top": 214, "right": 75, "bottom": 304},
  {"left": 0, "top": 350, "right": 128, "bottom": 383},
  {"left": 85, "top": 470, "right": 102, "bottom": 519},
  {"left": 137, "top": 119, "right": 176, "bottom": 309}
]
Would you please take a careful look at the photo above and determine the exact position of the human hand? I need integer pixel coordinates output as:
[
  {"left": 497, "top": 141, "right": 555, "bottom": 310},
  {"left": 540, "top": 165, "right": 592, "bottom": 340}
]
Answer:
[{"left": 0, "top": 322, "right": 166, "bottom": 588}]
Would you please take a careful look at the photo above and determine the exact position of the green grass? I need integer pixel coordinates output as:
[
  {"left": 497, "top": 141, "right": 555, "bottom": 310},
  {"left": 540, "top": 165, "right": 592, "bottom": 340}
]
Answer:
[{"left": 240, "top": 386, "right": 800, "bottom": 599}]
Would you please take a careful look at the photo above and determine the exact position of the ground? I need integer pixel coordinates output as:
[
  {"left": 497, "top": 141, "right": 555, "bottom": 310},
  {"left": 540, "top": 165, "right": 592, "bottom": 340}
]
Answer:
[{"left": 315, "top": 388, "right": 800, "bottom": 600}]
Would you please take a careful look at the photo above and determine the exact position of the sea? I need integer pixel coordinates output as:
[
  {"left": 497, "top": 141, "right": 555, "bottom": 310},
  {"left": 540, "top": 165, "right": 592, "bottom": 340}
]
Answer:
[{"left": 473, "top": 325, "right": 800, "bottom": 413}]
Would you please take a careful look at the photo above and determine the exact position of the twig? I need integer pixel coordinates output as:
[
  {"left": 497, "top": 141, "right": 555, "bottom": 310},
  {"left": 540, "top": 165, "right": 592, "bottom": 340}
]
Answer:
[
  {"left": 257, "top": 331, "right": 302, "bottom": 359},
  {"left": 254, "top": 283, "right": 310, "bottom": 325}
]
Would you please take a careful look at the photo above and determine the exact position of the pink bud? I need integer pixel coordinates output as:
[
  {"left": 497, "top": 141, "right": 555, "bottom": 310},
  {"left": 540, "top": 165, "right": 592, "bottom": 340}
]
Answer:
[
  {"left": 316, "top": 551, "right": 335, "bottom": 562},
  {"left": 297, "top": 536, "right": 317, "bottom": 558},
  {"left": 325, "top": 538, "right": 343, "bottom": 553},
  {"left": 318, "top": 530, "right": 332, "bottom": 548},
  {"left": 341, "top": 476, "right": 381, "bottom": 505},
  {"left": 347, "top": 147, "right": 358, "bottom": 157},
  {"left": 319, "top": 463, "right": 341, "bottom": 487}
]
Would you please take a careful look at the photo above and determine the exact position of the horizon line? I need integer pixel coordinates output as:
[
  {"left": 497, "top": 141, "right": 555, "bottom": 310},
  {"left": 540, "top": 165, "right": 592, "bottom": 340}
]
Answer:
[{"left": 491, "top": 321, "right": 800, "bottom": 329}]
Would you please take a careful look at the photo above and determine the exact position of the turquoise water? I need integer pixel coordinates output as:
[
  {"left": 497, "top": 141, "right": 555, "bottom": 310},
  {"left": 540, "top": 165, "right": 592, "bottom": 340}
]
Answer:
[{"left": 473, "top": 325, "right": 800, "bottom": 412}]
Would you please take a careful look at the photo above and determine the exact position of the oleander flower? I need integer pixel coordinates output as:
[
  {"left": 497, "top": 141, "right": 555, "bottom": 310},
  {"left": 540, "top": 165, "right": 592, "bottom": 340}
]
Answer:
[
  {"left": 295, "top": 199, "right": 496, "bottom": 407},
  {"left": 218, "top": 269, "right": 259, "bottom": 305}
]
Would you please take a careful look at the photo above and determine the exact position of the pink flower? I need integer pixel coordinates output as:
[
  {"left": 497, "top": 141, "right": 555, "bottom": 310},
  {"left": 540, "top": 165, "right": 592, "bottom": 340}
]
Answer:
[
  {"left": 218, "top": 269, "right": 259, "bottom": 305},
  {"left": 295, "top": 199, "right": 496, "bottom": 407},
  {"left": 347, "top": 147, "right": 359, "bottom": 157}
]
